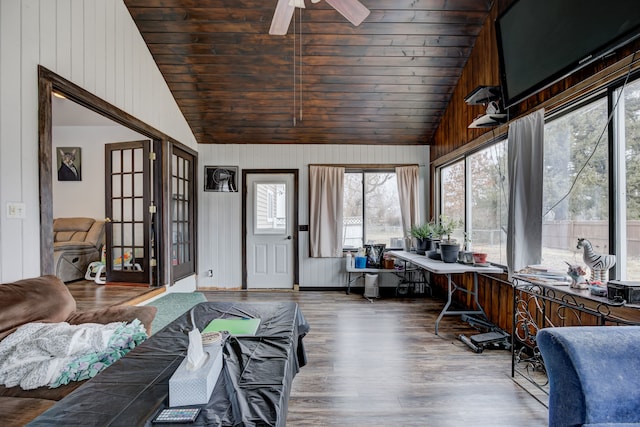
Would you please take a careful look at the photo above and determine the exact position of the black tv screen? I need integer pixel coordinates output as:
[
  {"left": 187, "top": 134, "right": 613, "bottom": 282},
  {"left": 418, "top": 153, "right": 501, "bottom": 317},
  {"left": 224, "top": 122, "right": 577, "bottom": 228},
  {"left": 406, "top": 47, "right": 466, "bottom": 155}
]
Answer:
[{"left": 496, "top": 0, "right": 640, "bottom": 108}]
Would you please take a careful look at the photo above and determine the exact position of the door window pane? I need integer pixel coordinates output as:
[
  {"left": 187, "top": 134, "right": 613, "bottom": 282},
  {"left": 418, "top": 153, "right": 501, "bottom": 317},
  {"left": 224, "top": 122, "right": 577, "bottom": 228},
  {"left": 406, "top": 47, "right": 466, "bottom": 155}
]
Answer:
[
  {"left": 542, "top": 98, "right": 609, "bottom": 272},
  {"left": 254, "top": 182, "right": 287, "bottom": 234}
]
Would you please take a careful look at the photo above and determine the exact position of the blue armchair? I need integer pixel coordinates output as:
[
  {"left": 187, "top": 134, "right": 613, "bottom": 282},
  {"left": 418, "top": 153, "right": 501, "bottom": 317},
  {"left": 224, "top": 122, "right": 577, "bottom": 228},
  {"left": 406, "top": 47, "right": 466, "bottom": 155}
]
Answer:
[{"left": 537, "top": 326, "right": 640, "bottom": 427}]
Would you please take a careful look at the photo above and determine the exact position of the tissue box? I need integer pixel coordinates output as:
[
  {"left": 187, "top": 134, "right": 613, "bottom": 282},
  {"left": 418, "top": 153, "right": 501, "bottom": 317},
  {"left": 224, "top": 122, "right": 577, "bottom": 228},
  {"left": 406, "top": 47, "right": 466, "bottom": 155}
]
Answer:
[{"left": 169, "top": 343, "right": 224, "bottom": 407}]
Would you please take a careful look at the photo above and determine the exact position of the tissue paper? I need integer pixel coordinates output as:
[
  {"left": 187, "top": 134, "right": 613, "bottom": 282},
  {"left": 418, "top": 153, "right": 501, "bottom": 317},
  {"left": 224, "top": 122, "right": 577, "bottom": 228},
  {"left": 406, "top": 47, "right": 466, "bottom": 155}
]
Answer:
[{"left": 169, "top": 332, "right": 224, "bottom": 407}]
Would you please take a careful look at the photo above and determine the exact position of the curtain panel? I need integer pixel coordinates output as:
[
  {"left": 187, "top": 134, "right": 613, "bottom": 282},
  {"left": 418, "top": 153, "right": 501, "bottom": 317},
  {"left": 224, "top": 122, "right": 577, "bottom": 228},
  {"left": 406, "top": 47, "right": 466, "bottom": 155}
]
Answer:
[
  {"left": 395, "top": 165, "right": 420, "bottom": 237},
  {"left": 309, "top": 166, "right": 345, "bottom": 257},
  {"left": 507, "top": 108, "right": 545, "bottom": 277}
]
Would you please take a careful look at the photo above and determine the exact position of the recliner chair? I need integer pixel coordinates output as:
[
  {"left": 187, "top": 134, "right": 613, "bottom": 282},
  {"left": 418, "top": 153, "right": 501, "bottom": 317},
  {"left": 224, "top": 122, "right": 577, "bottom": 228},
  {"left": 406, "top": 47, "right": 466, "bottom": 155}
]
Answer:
[{"left": 53, "top": 217, "right": 105, "bottom": 282}]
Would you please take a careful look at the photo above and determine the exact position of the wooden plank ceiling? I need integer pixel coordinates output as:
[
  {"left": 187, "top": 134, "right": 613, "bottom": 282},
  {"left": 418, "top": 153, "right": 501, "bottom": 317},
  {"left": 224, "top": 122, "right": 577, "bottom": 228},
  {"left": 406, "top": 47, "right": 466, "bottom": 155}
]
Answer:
[{"left": 125, "top": 0, "right": 493, "bottom": 145}]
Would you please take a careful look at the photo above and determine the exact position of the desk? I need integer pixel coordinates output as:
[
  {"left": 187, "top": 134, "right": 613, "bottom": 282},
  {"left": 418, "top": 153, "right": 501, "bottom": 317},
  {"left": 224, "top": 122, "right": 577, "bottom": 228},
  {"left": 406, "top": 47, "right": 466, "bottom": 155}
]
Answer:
[
  {"left": 388, "top": 251, "right": 503, "bottom": 334},
  {"left": 29, "top": 302, "right": 309, "bottom": 427}
]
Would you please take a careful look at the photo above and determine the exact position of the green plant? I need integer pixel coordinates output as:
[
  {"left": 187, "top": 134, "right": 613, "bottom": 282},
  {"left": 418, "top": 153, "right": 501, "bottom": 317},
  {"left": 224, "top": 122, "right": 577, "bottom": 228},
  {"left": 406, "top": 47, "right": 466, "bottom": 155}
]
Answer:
[
  {"left": 408, "top": 223, "right": 434, "bottom": 239},
  {"left": 437, "top": 216, "right": 462, "bottom": 242}
]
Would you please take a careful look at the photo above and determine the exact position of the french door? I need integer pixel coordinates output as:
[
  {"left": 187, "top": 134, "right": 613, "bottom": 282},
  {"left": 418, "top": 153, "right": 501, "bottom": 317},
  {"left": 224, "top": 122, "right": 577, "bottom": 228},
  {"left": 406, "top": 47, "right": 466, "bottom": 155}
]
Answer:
[{"left": 104, "top": 141, "right": 155, "bottom": 284}]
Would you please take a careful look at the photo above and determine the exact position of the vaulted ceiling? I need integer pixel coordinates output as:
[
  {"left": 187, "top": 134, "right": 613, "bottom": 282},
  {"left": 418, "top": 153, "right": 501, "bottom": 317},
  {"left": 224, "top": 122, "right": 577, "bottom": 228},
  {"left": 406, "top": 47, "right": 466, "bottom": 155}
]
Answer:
[{"left": 124, "top": 0, "right": 493, "bottom": 145}]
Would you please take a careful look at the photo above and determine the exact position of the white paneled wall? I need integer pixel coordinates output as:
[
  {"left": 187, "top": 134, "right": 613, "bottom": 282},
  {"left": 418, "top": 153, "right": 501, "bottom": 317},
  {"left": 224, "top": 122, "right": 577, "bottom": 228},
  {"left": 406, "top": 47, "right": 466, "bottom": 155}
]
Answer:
[
  {"left": 0, "top": 0, "right": 196, "bottom": 282},
  {"left": 197, "top": 144, "right": 430, "bottom": 288}
]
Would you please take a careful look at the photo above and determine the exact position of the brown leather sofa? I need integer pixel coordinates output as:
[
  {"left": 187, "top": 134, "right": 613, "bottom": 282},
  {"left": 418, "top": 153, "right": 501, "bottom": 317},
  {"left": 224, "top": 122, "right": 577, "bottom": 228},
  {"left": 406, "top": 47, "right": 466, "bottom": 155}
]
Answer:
[
  {"left": 53, "top": 217, "right": 105, "bottom": 282},
  {"left": 0, "top": 275, "right": 156, "bottom": 426}
]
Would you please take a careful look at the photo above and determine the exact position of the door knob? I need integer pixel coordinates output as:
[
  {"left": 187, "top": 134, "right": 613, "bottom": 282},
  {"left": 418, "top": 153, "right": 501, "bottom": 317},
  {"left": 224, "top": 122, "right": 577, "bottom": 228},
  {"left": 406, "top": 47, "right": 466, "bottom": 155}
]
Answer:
[
  {"left": 286, "top": 235, "right": 292, "bottom": 240},
  {"left": 105, "top": 217, "right": 112, "bottom": 223}
]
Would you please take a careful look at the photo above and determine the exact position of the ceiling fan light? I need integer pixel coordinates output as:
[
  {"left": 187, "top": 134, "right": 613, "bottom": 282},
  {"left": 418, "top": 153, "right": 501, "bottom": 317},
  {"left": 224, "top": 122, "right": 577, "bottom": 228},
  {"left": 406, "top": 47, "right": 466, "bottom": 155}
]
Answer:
[
  {"left": 288, "top": 0, "right": 306, "bottom": 8},
  {"left": 311, "top": 0, "right": 321, "bottom": 3}
]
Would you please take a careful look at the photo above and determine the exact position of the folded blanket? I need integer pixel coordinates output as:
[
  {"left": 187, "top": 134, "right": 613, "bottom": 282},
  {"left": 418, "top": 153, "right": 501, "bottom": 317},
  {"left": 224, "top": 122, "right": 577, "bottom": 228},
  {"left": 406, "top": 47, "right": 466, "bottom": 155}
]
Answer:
[{"left": 0, "top": 320, "right": 147, "bottom": 390}]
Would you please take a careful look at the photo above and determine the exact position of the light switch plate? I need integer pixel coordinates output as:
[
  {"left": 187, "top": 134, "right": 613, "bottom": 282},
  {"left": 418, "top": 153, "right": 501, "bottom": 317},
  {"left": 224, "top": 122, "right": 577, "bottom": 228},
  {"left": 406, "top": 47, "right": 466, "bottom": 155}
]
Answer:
[{"left": 7, "top": 202, "right": 26, "bottom": 219}]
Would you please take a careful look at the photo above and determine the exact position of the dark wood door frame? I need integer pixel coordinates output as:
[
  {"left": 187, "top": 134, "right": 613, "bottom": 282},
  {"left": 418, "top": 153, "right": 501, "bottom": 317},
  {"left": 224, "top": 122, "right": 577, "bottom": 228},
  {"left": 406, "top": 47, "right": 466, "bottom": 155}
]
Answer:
[
  {"left": 242, "top": 169, "right": 299, "bottom": 289},
  {"left": 38, "top": 66, "right": 194, "bottom": 285}
]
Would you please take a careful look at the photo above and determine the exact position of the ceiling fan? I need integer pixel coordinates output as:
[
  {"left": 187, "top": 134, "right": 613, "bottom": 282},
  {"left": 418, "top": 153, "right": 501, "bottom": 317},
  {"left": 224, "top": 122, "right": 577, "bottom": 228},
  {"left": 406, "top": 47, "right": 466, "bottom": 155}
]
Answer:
[{"left": 269, "top": 0, "right": 370, "bottom": 35}]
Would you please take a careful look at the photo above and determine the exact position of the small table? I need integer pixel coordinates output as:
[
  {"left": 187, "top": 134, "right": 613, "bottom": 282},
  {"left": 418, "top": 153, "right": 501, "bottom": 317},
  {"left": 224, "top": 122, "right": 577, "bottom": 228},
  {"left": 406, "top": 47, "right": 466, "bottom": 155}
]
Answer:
[
  {"left": 345, "top": 263, "right": 397, "bottom": 295},
  {"left": 388, "top": 251, "right": 503, "bottom": 334}
]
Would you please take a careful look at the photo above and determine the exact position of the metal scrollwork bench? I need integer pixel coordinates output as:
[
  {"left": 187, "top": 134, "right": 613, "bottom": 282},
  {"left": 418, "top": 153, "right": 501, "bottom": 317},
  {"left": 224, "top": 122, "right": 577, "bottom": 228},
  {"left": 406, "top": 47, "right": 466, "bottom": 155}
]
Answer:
[{"left": 511, "top": 275, "right": 640, "bottom": 404}]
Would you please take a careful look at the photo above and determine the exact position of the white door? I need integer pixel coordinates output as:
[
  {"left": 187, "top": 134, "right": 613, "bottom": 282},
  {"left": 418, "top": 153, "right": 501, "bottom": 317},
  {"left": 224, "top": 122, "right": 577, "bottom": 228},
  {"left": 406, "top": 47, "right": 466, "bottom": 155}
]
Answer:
[{"left": 246, "top": 173, "right": 294, "bottom": 289}]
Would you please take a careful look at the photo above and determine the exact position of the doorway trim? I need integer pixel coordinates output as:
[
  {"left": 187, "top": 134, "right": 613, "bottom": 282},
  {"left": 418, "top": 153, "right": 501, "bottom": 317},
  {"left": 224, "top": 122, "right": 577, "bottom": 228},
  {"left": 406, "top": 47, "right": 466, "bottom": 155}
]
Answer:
[
  {"left": 38, "top": 66, "right": 193, "bottom": 285},
  {"left": 242, "top": 169, "right": 299, "bottom": 289}
]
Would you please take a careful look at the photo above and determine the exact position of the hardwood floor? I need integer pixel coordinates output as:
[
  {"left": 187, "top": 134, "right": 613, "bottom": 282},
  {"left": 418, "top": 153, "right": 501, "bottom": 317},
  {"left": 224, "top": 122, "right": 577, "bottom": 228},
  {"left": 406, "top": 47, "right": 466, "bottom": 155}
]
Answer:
[
  {"left": 201, "top": 290, "right": 548, "bottom": 427},
  {"left": 66, "top": 280, "right": 162, "bottom": 311},
  {"left": 65, "top": 284, "right": 547, "bottom": 425}
]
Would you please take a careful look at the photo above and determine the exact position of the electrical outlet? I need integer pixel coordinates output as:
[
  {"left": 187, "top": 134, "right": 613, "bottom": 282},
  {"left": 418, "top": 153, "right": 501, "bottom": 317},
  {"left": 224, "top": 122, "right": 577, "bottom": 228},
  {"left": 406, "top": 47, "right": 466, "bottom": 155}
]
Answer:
[
  {"left": 207, "top": 269, "right": 213, "bottom": 277},
  {"left": 6, "top": 202, "right": 25, "bottom": 219}
]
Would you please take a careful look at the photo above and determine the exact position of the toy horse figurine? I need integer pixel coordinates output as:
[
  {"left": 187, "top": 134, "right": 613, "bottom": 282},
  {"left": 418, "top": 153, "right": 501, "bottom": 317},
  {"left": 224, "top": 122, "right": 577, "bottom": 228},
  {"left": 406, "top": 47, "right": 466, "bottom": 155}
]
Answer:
[{"left": 576, "top": 238, "right": 616, "bottom": 283}]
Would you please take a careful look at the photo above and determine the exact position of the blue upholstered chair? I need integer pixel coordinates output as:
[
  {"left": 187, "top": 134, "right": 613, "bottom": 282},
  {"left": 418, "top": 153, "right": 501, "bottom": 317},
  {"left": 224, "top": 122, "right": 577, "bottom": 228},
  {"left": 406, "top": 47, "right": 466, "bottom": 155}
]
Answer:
[{"left": 537, "top": 326, "right": 640, "bottom": 427}]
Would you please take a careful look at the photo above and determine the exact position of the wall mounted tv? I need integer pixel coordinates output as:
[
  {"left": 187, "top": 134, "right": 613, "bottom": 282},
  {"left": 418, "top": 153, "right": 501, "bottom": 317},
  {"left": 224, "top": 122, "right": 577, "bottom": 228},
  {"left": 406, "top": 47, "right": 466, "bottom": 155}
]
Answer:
[{"left": 496, "top": 0, "right": 640, "bottom": 109}]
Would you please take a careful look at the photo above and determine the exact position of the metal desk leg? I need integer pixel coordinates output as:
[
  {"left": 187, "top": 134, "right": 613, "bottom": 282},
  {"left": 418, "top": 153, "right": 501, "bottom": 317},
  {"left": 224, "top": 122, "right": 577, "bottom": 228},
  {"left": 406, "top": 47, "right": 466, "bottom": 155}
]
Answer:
[
  {"left": 346, "top": 271, "right": 351, "bottom": 294},
  {"left": 435, "top": 274, "right": 453, "bottom": 335},
  {"left": 434, "top": 272, "right": 486, "bottom": 335}
]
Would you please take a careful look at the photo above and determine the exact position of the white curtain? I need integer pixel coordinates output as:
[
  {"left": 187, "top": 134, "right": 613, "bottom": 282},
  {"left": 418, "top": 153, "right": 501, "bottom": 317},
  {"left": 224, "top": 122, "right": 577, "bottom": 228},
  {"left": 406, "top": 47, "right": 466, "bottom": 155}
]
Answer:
[
  {"left": 309, "top": 166, "right": 345, "bottom": 257},
  {"left": 395, "top": 165, "right": 420, "bottom": 235},
  {"left": 507, "top": 109, "right": 545, "bottom": 277}
]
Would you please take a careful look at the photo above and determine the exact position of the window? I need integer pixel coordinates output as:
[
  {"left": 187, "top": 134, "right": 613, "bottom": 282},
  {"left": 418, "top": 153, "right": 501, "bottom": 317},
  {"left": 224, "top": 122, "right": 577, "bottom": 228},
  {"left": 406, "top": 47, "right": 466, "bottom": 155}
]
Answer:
[
  {"left": 440, "top": 160, "right": 466, "bottom": 243},
  {"left": 469, "top": 141, "right": 509, "bottom": 264},
  {"left": 434, "top": 73, "right": 640, "bottom": 277},
  {"left": 542, "top": 98, "right": 609, "bottom": 272},
  {"left": 343, "top": 170, "right": 403, "bottom": 249},
  {"left": 621, "top": 77, "right": 640, "bottom": 280},
  {"left": 437, "top": 140, "right": 509, "bottom": 264}
]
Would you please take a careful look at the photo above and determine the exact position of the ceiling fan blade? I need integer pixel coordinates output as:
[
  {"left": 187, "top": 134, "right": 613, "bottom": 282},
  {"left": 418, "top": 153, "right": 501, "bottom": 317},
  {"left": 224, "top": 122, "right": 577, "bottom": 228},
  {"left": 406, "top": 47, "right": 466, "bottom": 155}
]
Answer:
[
  {"left": 269, "top": 0, "right": 296, "bottom": 35},
  {"left": 325, "top": 0, "right": 370, "bottom": 26}
]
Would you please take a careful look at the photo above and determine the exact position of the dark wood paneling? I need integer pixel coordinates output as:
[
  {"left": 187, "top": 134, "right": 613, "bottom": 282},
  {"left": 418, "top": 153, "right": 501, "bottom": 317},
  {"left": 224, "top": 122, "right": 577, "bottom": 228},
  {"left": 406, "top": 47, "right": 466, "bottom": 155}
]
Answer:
[
  {"left": 124, "top": 0, "right": 493, "bottom": 145},
  {"left": 431, "top": 0, "right": 640, "bottom": 163}
]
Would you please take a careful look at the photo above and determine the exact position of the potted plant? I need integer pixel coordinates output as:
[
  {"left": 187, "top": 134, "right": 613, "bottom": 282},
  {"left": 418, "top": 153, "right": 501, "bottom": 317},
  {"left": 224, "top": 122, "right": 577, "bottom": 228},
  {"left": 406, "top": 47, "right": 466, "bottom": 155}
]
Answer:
[
  {"left": 408, "top": 222, "right": 436, "bottom": 255},
  {"left": 437, "top": 216, "right": 462, "bottom": 263}
]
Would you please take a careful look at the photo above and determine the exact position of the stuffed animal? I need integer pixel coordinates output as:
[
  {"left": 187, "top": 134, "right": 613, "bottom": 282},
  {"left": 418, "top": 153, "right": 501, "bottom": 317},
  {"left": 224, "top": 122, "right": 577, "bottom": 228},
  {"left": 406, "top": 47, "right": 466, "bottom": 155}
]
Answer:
[{"left": 565, "top": 262, "right": 588, "bottom": 289}]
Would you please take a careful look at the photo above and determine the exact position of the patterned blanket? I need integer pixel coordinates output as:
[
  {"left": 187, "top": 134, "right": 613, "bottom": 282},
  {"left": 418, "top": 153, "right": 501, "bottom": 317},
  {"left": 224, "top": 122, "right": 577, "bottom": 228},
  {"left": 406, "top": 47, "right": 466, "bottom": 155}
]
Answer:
[{"left": 0, "top": 320, "right": 147, "bottom": 390}]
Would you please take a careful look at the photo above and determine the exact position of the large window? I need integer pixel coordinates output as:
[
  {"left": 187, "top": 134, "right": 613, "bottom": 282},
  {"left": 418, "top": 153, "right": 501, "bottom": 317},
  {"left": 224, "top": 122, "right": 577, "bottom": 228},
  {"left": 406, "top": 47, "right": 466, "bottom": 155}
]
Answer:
[
  {"left": 343, "top": 170, "right": 403, "bottom": 249},
  {"left": 437, "top": 140, "right": 508, "bottom": 264},
  {"left": 622, "top": 77, "right": 640, "bottom": 280},
  {"left": 469, "top": 141, "right": 509, "bottom": 264},
  {"left": 440, "top": 160, "right": 466, "bottom": 244},
  {"left": 435, "top": 72, "right": 640, "bottom": 279},
  {"left": 542, "top": 98, "right": 609, "bottom": 272}
]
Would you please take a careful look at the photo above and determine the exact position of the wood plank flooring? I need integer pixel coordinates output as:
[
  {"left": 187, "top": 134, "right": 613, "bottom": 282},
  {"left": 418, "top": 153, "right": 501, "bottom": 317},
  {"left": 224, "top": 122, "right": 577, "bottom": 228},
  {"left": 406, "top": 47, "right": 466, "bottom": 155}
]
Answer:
[
  {"left": 201, "top": 291, "right": 548, "bottom": 427},
  {"left": 66, "top": 280, "right": 162, "bottom": 311},
  {"left": 66, "top": 285, "right": 547, "bottom": 425}
]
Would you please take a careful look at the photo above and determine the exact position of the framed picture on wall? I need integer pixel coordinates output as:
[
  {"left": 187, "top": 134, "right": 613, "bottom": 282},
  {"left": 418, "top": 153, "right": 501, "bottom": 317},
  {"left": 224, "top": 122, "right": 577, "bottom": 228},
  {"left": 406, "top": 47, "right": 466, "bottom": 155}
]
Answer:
[
  {"left": 204, "top": 166, "right": 238, "bottom": 192},
  {"left": 57, "top": 147, "right": 81, "bottom": 181}
]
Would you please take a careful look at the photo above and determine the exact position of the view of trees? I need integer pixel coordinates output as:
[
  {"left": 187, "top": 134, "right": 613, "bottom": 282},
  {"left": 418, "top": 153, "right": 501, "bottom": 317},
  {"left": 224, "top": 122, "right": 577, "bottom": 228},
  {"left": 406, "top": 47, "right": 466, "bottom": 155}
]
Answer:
[
  {"left": 438, "top": 77, "right": 640, "bottom": 277},
  {"left": 343, "top": 172, "right": 402, "bottom": 247}
]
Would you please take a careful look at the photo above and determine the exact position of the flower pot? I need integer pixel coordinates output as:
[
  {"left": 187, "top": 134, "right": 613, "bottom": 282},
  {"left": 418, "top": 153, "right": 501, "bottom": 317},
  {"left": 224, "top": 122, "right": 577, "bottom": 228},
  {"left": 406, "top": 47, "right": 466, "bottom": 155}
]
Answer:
[{"left": 440, "top": 242, "right": 460, "bottom": 263}]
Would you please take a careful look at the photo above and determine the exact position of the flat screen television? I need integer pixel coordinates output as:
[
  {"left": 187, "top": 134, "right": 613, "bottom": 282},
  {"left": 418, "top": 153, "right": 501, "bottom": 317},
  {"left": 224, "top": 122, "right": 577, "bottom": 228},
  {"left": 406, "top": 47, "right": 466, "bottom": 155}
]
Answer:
[{"left": 496, "top": 0, "right": 640, "bottom": 109}]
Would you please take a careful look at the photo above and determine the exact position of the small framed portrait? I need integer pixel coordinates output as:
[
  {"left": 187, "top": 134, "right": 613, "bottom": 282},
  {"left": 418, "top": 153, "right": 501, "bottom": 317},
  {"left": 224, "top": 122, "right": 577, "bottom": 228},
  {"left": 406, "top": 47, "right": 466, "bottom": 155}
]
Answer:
[
  {"left": 57, "top": 147, "right": 81, "bottom": 181},
  {"left": 205, "top": 166, "right": 238, "bottom": 192}
]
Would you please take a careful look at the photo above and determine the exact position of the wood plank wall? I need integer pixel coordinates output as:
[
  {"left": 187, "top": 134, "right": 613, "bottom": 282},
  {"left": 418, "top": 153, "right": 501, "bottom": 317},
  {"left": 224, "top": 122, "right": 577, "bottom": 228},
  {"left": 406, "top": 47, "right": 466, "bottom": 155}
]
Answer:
[{"left": 429, "top": 0, "right": 640, "bottom": 331}]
